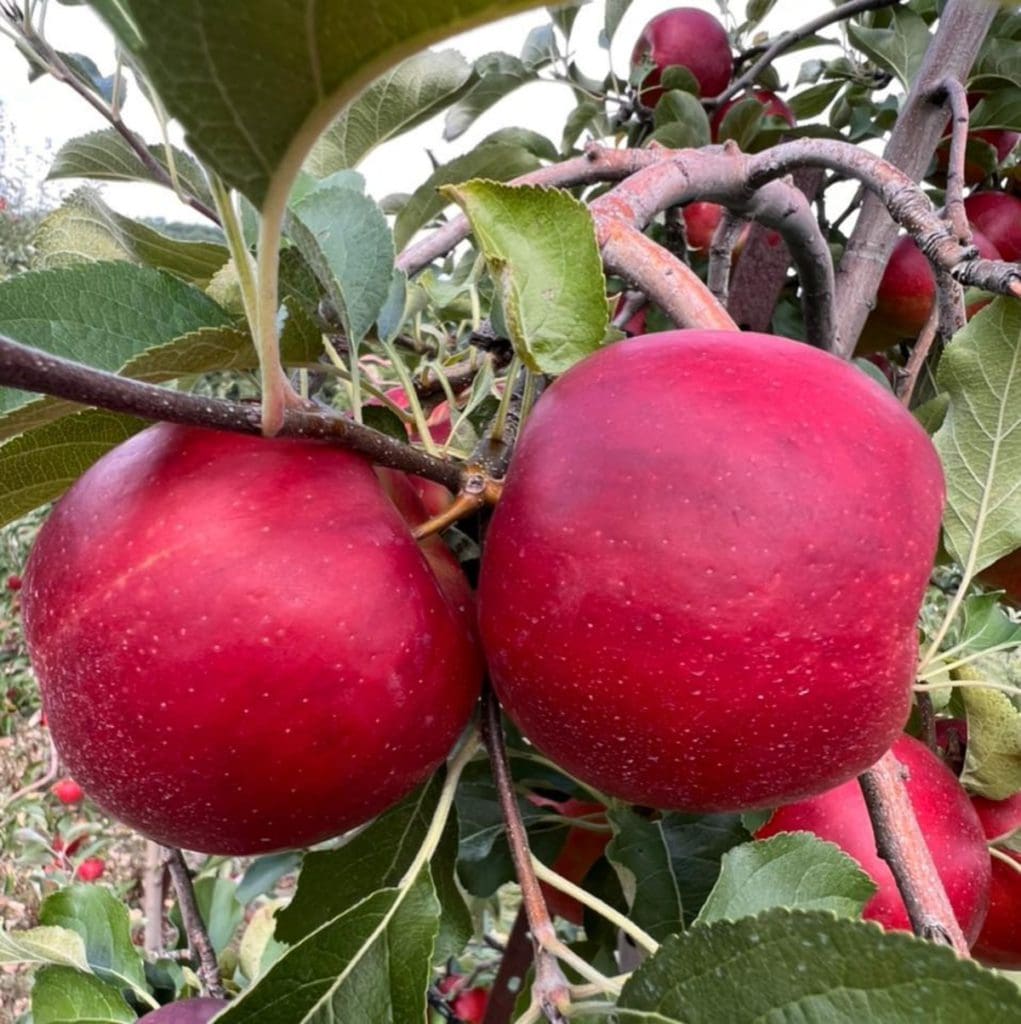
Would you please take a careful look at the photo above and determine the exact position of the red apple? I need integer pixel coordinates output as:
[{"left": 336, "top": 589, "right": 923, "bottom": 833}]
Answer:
[
  {"left": 528, "top": 793, "right": 608, "bottom": 924},
  {"left": 479, "top": 331, "right": 944, "bottom": 812},
  {"left": 7, "top": 573, "right": 22, "bottom": 591},
  {"left": 75, "top": 857, "right": 106, "bottom": 882},
  {"left": 612, "top": 294, "right": 647, "bottom": 337},
  {"left": 141, "top": 999, "right": 228, "bottom": 1023},
  {"left": 963, "top": 191, "right": 1021, "bottom": 263},
  {"left": 710, "top": 89, "right": 795, "bottom": 142},
  {"left": 630, "top": 8, "right": 732, "bottom": 107},
  {"left": 438, "top": 975, "right": 489, "bottom": 1023},
  {"left": 971, "top": 793, "right": 1021, "bottom": 968},
  {"left": 756, "top": 735, "right": 991, "bottom": 944},
  {"left": 22, "top": 423, "right": 482, "bottom": 854},
  {"left": 933, "top": 93, "right": 1019, "bottom": 185},
  {"left": 52, "top": 778, "right": 84, "bottom": 805}
]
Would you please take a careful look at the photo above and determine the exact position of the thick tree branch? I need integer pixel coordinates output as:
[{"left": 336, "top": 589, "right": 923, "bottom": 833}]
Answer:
[
  {"left": 0, "top": 335, "right": 466, "bottom": 491},
  {"left": 166, "top": 849, "right": 227, "bottom": 998},
  {"left": 858, "top": 751, "right": 969, "bottom": 955}
]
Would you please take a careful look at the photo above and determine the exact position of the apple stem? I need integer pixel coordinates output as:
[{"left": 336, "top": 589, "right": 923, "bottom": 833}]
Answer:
[
  {"left": 0, "top": 333, "right": 468, "bottom": 492},
  {"left": 858, "top": 750, "right": 970, "bottom": 955},
  {"left": 989, "top": 846, "right": 1021, "bottom": 876},
  {"left": 165, "top": 848, "right": 227, "bottom": 998}
]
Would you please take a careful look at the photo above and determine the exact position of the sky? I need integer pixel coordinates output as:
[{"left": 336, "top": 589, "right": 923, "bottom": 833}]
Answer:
[{"left": 0, "top": 1, "right": 835, "bottom": 223}]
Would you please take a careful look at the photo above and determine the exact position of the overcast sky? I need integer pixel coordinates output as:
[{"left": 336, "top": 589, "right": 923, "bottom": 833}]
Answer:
[{"left": 0, "top": 1, "right": 832, "bottom": 222}]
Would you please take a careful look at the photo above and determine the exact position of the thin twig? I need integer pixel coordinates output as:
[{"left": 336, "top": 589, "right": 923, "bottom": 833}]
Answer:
[
  {"left": 896, "top": 300, "right": 940, "bottom": 406},
  {"left": 858, "top": 751, "right": 969, "bottom": 955},
  {"left": 142, "top": 839, "right": 167, "bottom": 954},
  {"left": 934, "top": 78, "right": 972, "bottom": 240},
  {"left": 0, "top": 731, "right": 58, "bottom": 812},
  {"left": 166, "top": 849, "right": 227, "bottom": 998}
]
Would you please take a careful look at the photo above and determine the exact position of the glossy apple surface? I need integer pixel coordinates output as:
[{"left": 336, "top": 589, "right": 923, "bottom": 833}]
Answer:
[
  {"left": 143, "top": 999, "right": 228, "bottom": 1023},
  {"left": 972, "top": 793, "right": 1021, "bottom": 968},
  {"left": 964, "top": 191, "right": 1021, "bottom": 263},
  {"left": 23, "top": 423, "right": 482, "bottom": 854},
  {"left": 479, "top": 331, "right": 944, "bottom": 812},
  {"left": 710, "top": 88, "right": 795, "bottom": 142},
  {"left": 757, "top": 735, "right": 991, "bottom": 944},
  {"left": 630, "top": 7, "right": 732, "bottom": 107}
]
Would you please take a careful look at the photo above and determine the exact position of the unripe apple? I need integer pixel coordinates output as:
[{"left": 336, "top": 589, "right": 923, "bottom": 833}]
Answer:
[
  {"left": 52, "top": 778, "right": 84, "bottom": 805},
  {"left": 75, "top": 857, "right": 106, "bottom": 882},
  {"left": 630, "top": 8, "right": 732, "bottom": 107},
  {"left": 709, "top": 89, "right": 795, "bottom": 142},
  {"left": 963, "top": 191, "right": 1021, "bottom": 263},
  {"left": 22, "top": 423, "right": 482, "bottom": 854},
  {"left": 142, "top": 998, "right": 228, "bottom": 1023},
  {"left": 757, "top": 735, "right": 991, "bottom": 944},
  {"left": 971, "top": 793, "right": 1021, "bottom": 968},
  {"left": 479, "top": 331, "right": 944, "bottom": 813}
]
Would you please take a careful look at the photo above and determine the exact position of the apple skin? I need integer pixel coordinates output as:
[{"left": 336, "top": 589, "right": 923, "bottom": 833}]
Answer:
[
  {"left": 142, "top": 999, "right": 228, "bottom": 1023},
  {"left": 757, "top": 735, "right": 991, "bottom": 944},
  {"left": 971, "top": 793, "right": 1021, "bottom": 968},
  {"left": 22, "top": 423, "right": 482, "bottom": 855},
  {"left": 710, "top": 89, "right": 795, "bottom": 142},
  {"left": 479, "top": 331, "right": 944, "bottom": 813},
  {"left": 963, "top": 191, "right": 1021, "bottom": 263},
  {"left": 630, "top": 8, "right": 732, "bottom": 107}
]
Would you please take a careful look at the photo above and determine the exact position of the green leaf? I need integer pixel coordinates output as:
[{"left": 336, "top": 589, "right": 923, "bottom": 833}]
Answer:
[
  {"left": 648, "top": 90, "right": 711, "bottom": 149},
  {"left": 0, "top": 926, "right": 89, "bottom": 970},
  {"left": 214, "top": 869, "right": 440, "bottom": 1024},
  {"left": 971, "top": 88, "right": 1021, "bottom": 131},
  {"left": 744, "top": 0, "right": 779, "bottom": 31},
  {"left": 973, "top": 39, "right": 1021, "bottom": 91},
  {"left": 618, "top": 909, "right": 1021, "bottom": 1022},
  {"left": 90, "top": 0, "right": 550, "bottom": 208},
  {"left": 714, "top": 96, "right": 772, "bottom": 149},
  {"left": 604, "top": 0, "right": 634, "bottom": 45},
  {"left": 788, "top": 80, "right": 843, "bottom": 120},
  {"left": 31, "top": 966, "right": 136, "bottom": 1024},
  {"left": 289, "top": 186, "right": 395, "bottom": 345},
  {"left": 236, "top": 853, "right": 303, "bottom": 906},
  {"left": 169, "top": 878, "right": 243, "bottom": 957},
  {"left": 548, "top": 3, "right": 580, "bottom": 41},
  {"left": 606, "top": 808, "right": 748, "bottom": 938},
  {"left": 0, "top": 409, "right": 147, "bottom": 527},
  {"left": 442, "top": 180, "right": 607, "bottom": 375},
  {"left": 0, "top": 263, "right": 231, "bottom": 435},
  {"left": 39, "top": 886, "right": 149, "bottom": 999},
  {"left": 959, "top": 669, "right": 1021, "bottom": 799},
  {"left": 443, "top": 53, "right": 539, "bottom": 142},
  {"left": 847, "top": 7, "right": 931, "bottom": 89},
  {"left": 933, "top": 299, "right": 1021, "bottom": 574},
  {"left": 695, "top": 833, "right": 877, "bottom": 924},
  {"left": 33, "top": 188, "right": 228, "bottom": 286},
  {"left": 48, "top": 128, "right": 215, "bottom": 209},
  {"left": 306, "top": 50, "right": 473, "bottom": 177},
  {"left": 393, "top": 140, "right": 542, "bottom": 250}
]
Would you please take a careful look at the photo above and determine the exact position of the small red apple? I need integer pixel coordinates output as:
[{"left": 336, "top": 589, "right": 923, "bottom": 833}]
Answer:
[
  {"left": 7, "top": 574, "right": 22, "bottom": 591},
  {"left": 756, "top": 735, "right": 991, "bottom": 944},
  {"left": 630, "top": 7, "right": 732, "bottom": 107},
  {"left": 970, "top": 793, "right": 1021, "bottom": 968},
  {"left": 438, "top": 974, "right": 490, "bottom": 1024},
  {"left": 963, "top": 191, "right": 1021, "bottom": 263},
  {"left": 52, "top": 778, "right": 84, "bottom": 805},
  {"left": 75, "top": 857, "right": 105, "bottom": 882},
  {"left": 23, "top": 423, "right": 482, "bottom": 854},
  {"left": 141, "top": 998, "right": 228, "bottom": 1023},
  {"left": 479, "top": 331, "right": 944, "bottom": 813},
  {"left": 710, "top": 89, "right": 795, "bottom": 142}
]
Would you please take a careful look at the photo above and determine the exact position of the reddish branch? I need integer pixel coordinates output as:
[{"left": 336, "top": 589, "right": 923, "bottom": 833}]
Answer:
[
  {"left": 166, "top": 849, "right": 227, "bottom": 998},
  {"left": 858, "top": 752, "right": 969, "bottom": 955}
]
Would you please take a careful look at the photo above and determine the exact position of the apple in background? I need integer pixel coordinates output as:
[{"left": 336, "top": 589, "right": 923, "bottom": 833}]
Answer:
[
  {"left": 630, "top": 7, "right": 732, "bottom": 107},
  {"left": 757, "top": 735, "right": 991, "bottom": 944},
  {"left": 22, "top": 423, "right": 482, "bottom": 855},
  {"left": 52, "top": 778, "right": 84, "bottom": 805},
  {"left": 74, "top": 857, "right": 105, "bottom": 882},
  {"left": 7, "top": 573, "right": 21, "bottom": 591},
  {"left": 479, "top": 330, "right": 944, "bottom": 813},
  {"left": 963, "top": 191, "right": 1021, "bottom": 263},
  {"left": 933, "top": 93, "right": 1019, "bottom": 186},
  {"left": 857, "top": 229, "right": 1001, "bottom": 353},
  {"left": 437, "top": 975, "right": 489, "bottom": 1024},
  {"left": 141, "top": 999, "right": 228, "bottom": 1023},
  {"left": 611, "top": 293, "right": 647, "bottom": 337},
  {"left": 710, "top": 89, "right": 796, "bottom": 142},
  {"left": 971, "top": 793, "right": 1021, "bottom": 968}
]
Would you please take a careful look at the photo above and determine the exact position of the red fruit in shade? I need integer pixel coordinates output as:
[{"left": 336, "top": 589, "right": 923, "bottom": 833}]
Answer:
[
  {"left": 479, "top": 330, "right": 944, "bottom": 813},
  {"left": 7, "top": 574, "right": 22, "bottom": 591},
  {"left": 52, "top": 778, "right": 84, "bottom": 804},
  {"left": 142, "top": 999, "right": 228, "bottom": 1023},
  {"left": 630, "top": 7, "right": 732, "bottom": 107},
  {"left": 757, "top": 735, "right": 991, "bottom": 944},
  {"left": 963, "top": 191, "right": 1021, "bottom": 263},
  {"left": 710, "top": 89, "right": 795, "bottom": 142},
  {"left": 74, "top": 857, "right": 105, "bottom": 882},
  {"left": 971, "top": 793, "right": 1021, "bottom": 968},
  {"left": 452, "top": 987, "right": 489, "bottom": 1023},
  {"left": 22, "top": 423, "right": 482, "bottom": 855}
]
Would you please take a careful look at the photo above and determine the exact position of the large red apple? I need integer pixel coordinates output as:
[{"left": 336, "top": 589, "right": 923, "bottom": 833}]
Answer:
[
  {"left": 756, "top": 735, "right": 991, "bottom": 943},
  {"left": 22, "top": 423, "right": 482, "bottom": 854},
  {"left": 971, "top": 792, "right": 1021, "bottom": 968},
  {"left": 143, "top": 999, "right": 227, "bottom": 1023},
  {"left": 479, "top": 331, "right": 944, "bottom": 812},
  {"left": 630, "top": 8, "right": 732, "bottom": 107},
  {"left": 709, "top": 89, "right": 795, "bottom": 142},
  {"left": 963, "top": 191, "right": 1021, "bottom": 263}
]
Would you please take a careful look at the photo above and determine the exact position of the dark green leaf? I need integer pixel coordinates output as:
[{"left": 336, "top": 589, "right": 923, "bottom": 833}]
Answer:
[
  {"left": 847, "top": 7, "right": 931, "bottom": 89},
  {"left": 788, "top": 80, "right": 843, "bottom": 120},
  {"left": 236, "top": 853, "right": 303, "bottom": 906},
  {"left": 649, "top": 90, "right": 711, "bottom": 148},
  {"left": 31, "top": 966, "right": 136, "bottom": 1024},
  {"left": 443, "top": 54, "right": 538, "bottom": 142},
  {"left": 604, "top": 0, "right": 634, "bottom": 45}
]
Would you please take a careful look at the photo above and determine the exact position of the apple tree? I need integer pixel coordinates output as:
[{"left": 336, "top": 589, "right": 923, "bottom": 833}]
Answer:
[{"left": 3, "top": 0, "right": 1021, "bottom": 1021}]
